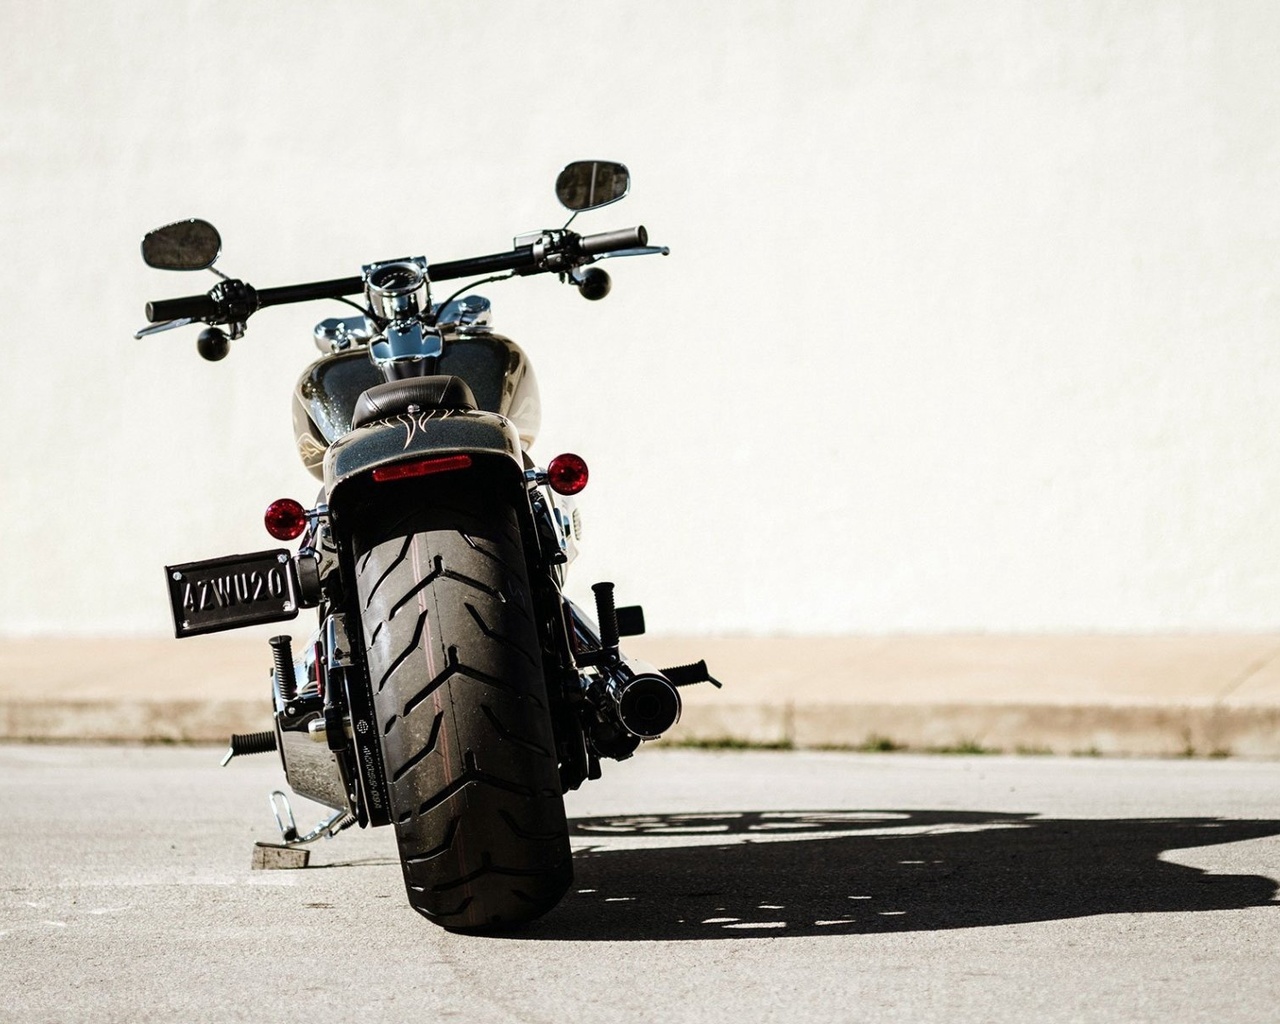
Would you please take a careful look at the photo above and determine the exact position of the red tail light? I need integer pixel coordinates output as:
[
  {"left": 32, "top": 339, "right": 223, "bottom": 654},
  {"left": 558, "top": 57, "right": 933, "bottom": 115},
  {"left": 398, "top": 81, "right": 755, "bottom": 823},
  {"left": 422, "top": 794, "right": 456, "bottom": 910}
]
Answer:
[
  {"left": 264, "top": 498, "right": 308, "bottom": 540},
  {"left": 547, "top": 453, "right": 589, "bottom": 495},
  {"left": 372, "top": 453, "right": 473, "bottom": 483}
]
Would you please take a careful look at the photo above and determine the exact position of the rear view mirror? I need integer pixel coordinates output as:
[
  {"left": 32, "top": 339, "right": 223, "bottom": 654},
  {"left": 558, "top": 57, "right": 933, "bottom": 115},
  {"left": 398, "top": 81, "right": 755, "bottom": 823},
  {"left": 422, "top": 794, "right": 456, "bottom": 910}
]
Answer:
[
  {"left": 555, "top": 161, "right": 630, "bottom": 212},
  {"left": 141, "top": 219, "right": 222, "bottom": 271}
]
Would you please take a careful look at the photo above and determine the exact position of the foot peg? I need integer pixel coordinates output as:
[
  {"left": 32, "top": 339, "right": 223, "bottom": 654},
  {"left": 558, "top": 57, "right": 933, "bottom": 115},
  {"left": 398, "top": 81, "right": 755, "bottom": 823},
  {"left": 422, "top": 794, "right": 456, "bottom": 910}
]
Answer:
[
  {"left": 594, "top": 581, "right": 620, "bottom": 653},
  {"left": 270, "top": 634, "right": 296, "bottom": 700},
  {"left": 661, "top": 660, "right": 723, "bottom": 689},
  {"left": 575, "top": 582, "right": 722, "bottom": 689},
  {"left": 577, "top": 582, "right": 621, "bottom": 667},
  {"left": 220, "top": 729, "right": 279, "bottom": 766}
]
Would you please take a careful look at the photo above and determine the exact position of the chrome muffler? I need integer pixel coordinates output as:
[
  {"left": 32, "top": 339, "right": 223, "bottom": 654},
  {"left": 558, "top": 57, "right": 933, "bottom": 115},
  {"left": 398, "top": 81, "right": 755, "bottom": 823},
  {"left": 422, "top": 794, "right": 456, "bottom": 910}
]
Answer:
[
  {"left": 571, "top": 582, "right": 703, "bottom": 759},
  {"left": 598, "top": 657, "right": 682, "bottom": 740},
  {"left": 582, "top": 656, "right": 682, "bottom": 761}
]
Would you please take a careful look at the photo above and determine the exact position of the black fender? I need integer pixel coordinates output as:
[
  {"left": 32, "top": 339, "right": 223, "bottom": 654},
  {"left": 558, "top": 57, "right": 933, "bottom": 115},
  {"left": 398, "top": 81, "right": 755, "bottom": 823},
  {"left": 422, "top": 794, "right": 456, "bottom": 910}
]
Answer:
[{"left": 322, "top": 407, "right": 525, "bottom": 498}]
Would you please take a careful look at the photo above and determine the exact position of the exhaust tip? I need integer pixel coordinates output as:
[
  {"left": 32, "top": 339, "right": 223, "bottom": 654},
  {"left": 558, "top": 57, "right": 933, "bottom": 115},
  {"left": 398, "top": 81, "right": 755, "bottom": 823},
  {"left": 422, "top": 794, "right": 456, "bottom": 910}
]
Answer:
[{"left": 618, "top": 675, "right": 681, "bottom": 740}]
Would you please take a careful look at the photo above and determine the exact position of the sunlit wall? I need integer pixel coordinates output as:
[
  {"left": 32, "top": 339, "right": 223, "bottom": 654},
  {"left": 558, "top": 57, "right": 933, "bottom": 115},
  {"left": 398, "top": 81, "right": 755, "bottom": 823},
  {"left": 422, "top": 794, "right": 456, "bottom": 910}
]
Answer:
[{"left": 2, "top": 1, "right": 1278, "bottom": 635}]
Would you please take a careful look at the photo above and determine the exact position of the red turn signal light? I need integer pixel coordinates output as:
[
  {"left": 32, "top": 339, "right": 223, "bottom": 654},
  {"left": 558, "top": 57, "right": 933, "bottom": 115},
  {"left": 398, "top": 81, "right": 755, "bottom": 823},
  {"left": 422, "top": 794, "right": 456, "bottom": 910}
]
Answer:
[
  {"left": 264, "top": 498, "right": 308, "bottom": 540},
  {"left": 547, "top": 453, "right": 589, "bottom": 495},
  {"left": 371, "top": 453, "right": 473, "bottom": 483}
]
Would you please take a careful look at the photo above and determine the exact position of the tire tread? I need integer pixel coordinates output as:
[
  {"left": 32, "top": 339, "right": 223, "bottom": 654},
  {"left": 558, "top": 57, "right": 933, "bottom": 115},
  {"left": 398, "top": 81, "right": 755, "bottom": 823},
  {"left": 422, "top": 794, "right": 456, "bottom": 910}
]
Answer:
[{"left": 353, "top": 477, "right": 570, "bottom": 930}]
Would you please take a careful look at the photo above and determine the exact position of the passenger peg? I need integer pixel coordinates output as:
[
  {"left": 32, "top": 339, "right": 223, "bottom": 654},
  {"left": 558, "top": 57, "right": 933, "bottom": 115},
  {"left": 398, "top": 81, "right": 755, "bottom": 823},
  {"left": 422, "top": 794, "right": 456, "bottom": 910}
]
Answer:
[
  {"left": 592, "top": 581, "right": 620, "bottom": 652},
  {"left": 661, "top": 660, "right": 723, "bottom": 689},
  {"left": 576, "top": 582, "right": 622, "bottom": 668},
  {"left": 220, "top": 729, "right": 278, "bottom": 766}
]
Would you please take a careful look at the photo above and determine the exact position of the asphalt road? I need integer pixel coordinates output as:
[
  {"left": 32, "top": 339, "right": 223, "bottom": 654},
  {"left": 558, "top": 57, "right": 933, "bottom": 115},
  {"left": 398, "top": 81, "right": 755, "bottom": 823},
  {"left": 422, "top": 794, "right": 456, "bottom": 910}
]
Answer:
[{"left": 2, "top": 745, "right": 1279, "bottom": 1023}]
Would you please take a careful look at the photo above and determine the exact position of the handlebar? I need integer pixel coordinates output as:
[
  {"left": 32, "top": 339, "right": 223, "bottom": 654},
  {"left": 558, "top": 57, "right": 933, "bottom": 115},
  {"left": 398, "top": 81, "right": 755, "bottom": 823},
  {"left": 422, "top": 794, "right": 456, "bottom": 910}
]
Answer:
[
  {"left": 257, "top": 275, "right": 363, "bottom": 308},
  {"left": 144, "top": 226, "right": 649, "bottom": 324},
  {"left": 430, "top": 245, "right": 537, "bottom": 282}
]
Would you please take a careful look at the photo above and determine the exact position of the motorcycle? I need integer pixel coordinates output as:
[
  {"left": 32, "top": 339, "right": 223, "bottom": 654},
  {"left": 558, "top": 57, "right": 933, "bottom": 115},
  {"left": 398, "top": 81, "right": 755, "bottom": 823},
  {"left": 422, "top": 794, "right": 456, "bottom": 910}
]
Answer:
[{"left": 135, "top": 161, "right": 720, "bottom": 931}]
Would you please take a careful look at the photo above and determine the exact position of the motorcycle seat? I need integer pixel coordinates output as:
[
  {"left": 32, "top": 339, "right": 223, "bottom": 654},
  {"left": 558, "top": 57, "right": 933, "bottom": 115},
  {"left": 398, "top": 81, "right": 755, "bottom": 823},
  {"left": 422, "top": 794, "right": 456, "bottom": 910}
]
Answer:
[{"left": 352, "top": 376, "right": 478, "bottom": 428}]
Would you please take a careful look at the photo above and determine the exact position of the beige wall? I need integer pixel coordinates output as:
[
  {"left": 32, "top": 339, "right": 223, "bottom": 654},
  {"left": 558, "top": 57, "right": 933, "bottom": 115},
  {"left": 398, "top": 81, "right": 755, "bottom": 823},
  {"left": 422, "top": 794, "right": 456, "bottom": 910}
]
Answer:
[{"left": 2, "top": 1, "right": 1279, "bottom": 636}]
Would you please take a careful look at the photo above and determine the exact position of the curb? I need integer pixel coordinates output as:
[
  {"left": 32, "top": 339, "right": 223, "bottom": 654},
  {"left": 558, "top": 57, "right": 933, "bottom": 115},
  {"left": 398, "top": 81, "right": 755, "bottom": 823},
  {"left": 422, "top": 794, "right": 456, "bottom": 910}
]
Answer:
[
  {"left": 661, "top": 701, "right": 1280, "bottom": 758},
  {"left": 5, "top": 699, "right": 1280, "bottom": 759},
  {"left": 3, "top": 635, "right": 1279, "bottom": 757}
]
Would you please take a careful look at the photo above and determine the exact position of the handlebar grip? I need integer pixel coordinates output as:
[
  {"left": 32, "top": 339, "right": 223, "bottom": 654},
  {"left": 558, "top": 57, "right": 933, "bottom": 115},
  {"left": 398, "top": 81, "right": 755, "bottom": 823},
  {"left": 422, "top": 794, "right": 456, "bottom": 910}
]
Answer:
[
  {"left": 579, "top": 225, "right": 648, "bottom": 256},
  {"left": 146, "top": 294, "right": 218, "bottom": 323}
]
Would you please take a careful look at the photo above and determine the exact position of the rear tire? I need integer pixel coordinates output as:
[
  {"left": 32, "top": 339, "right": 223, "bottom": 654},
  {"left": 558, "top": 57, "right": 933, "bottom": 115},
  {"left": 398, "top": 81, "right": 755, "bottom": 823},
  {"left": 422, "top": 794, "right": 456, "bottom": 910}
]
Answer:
[{"left": 352, "top": 475, "right": 571, "bottom": 930}]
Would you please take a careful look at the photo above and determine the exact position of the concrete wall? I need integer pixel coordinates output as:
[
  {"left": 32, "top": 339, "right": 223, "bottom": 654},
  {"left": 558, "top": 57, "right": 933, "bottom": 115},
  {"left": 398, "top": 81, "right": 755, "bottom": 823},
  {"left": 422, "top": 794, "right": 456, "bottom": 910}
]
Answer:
[{"left": 2, "top": 1, "right": 1279, "bottom": 636}]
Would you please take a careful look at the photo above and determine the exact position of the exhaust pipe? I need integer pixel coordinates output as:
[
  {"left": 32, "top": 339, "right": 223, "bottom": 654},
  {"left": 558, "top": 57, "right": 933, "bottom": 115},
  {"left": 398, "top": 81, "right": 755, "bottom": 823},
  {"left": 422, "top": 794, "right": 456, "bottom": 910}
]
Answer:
[
  {"left": 615, "top": 672, "right": 681, "bottom": 740},
  {"left": 570, "top": 586, "right": 682, "bottom": 757},
  {"left": 595, "top": 658, "right": 682, "bottom": 741}
]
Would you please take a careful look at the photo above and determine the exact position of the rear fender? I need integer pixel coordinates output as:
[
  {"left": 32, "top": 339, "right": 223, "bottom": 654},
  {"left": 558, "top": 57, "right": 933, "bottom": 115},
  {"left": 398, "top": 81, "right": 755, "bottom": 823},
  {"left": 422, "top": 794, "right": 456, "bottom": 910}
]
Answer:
[
  {"left": 323, "top": 410, "right": 532, "bottom": 555},
  {"left": 322, "top": 408, "right": 524, "bottom": 498}
]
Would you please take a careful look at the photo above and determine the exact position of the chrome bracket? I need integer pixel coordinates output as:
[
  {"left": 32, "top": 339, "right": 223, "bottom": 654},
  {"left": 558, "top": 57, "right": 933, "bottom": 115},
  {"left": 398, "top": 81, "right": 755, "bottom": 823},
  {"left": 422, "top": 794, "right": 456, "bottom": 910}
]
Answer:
[{"left": 324, "top": 613, "right": 354, "bottom": 669}]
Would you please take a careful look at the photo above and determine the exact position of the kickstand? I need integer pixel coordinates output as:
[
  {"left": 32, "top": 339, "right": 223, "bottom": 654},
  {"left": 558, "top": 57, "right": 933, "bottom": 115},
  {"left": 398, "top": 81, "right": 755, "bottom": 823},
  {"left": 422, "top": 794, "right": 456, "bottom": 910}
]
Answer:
[{"left": 252, "top": 791, "right": 356, "bottom": 870}]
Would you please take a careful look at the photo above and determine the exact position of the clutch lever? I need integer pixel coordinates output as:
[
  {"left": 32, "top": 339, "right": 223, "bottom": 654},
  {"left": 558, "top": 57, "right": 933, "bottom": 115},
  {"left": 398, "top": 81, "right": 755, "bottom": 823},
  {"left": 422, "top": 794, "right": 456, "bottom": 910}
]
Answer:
[{"left": 134, "top": 317, "right": 194, "bottom": 339}]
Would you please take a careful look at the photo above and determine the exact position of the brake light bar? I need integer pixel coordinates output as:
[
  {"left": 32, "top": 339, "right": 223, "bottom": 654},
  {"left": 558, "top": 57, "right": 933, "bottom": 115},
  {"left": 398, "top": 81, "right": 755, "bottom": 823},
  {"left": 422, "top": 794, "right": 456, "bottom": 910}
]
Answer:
[{"left": 371, "top": 453, "right": 473, "bottom": 483}]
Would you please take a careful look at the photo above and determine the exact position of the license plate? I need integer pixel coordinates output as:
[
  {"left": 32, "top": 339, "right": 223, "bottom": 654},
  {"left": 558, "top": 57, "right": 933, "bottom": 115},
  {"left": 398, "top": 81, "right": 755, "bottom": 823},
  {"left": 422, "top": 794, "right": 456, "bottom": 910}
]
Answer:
[{"left": 166, "top": 550, "right": 300, "bottom": 638}]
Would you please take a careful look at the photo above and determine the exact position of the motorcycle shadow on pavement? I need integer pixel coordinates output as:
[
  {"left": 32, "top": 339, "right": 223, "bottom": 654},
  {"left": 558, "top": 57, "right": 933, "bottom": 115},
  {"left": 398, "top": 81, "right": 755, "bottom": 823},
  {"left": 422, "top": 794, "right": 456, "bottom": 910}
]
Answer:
[{"left": 521, "top": 810, "right": 1280, "bottom": 941}]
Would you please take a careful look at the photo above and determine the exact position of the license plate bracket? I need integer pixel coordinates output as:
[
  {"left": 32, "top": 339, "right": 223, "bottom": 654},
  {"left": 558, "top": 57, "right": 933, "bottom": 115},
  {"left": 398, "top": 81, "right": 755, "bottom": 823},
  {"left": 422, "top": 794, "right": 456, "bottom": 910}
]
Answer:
[{"left": 166, "top": 549, "right": 300, "bottom": 638}]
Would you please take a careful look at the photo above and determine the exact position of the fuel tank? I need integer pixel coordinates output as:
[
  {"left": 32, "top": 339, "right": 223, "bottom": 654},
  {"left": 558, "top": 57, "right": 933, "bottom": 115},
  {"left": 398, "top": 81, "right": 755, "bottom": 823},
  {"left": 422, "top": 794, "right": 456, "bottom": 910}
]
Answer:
[{"left": 293, "top": 332, "right": 542, "bottom": 479}]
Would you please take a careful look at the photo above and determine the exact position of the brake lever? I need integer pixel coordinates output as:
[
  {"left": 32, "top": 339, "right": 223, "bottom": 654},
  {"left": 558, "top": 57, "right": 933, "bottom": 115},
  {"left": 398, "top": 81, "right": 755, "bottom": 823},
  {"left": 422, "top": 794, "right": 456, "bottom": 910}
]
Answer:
[
  {"left": 134, "top": 317, "right": 194, "bottom": 340},
  {"left": 590, "top": 246, "right": 670, "bottom": 260}
]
